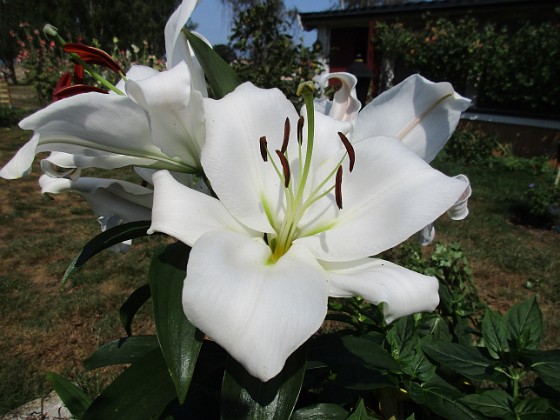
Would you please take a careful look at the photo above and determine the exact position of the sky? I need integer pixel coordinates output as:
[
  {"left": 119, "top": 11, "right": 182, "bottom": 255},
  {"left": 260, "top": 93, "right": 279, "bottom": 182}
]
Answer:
[{"left": 190, "top": 0, "right": 335, "bottom": 46}]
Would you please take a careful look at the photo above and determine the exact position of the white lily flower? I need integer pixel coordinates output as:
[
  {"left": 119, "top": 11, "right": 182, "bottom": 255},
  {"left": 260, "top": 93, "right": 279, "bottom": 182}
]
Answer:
[
  {"left": 148, "top": 83, "right": 469, "bottom": 382},
  {"left": 40, "top": 175, "right": 153, "bottom": 252},
  {"left": 0, "top": 0, "right": 203, "bottom": 180},
  {"left": 316, "top": 73, "right": 473, "bottom": 246}
]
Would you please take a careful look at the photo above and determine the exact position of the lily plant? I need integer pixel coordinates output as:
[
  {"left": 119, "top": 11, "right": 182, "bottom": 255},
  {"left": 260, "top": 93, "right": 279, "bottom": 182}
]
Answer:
[
  {"left": 148, "top": 82, "right": 470, "bottom": 381},
  {"left": 0, "top": 0, "right": 205, "bottom": 181}
]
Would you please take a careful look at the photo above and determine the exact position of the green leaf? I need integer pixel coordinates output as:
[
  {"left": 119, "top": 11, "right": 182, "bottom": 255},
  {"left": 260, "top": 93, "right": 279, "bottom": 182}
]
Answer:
[
  {"left": 82, "top": 348, "right": 176, "bottom": 420},
  {"left": 347, "top": 399, "right": 375, "bottom": 419},
  {"left": 515, "top": 397, "right": 559, "bottom": 419},
  {"left": 387, "top": 316, "right": 418, "bottom": 364},
  {"left": 221, "top": 344, "right": 307, "bottom": 420},
  {"left": 521, "top": 349, "right": 560, "bottom": 392},
  {"left": 119, "top": 284, "right": 152, "bottom": 336},
  {"left": 341, "top": 333, "right": 399, "bottom": 371},
  {"left": 503, "top": 296, "right": 543, "bottom": 350},
  {"left": 184, "top": 30, "right": 240, "bottom": 98},
  {"left": 482, "top": 308, "right": 509, "bottom": 359},
  {"left": 83, "top": 336, "right": 159, "bottom": 370},
  {"left": 460, "top": 389, "right": 513, "bottom": 418},
  {"left": 46, "top": 372, "right": 92, "bottom": 419},
  {"left": 62, "top": 220, "right": 151, "bottom": 284},
  {"left": 406, "top": 377, "right": 483, "bottom": 419},
  {"left": 149, "top": 242, "right": 202, "bottom": 404},
  {"left": 291, "top": 404, "right": 349, "bottom": 420},
  {"left": 119, "top": 284, "right": 151, "bottom": 336},
  {"left": 422, "top": 341, "right": 502, "bottom": 382}
]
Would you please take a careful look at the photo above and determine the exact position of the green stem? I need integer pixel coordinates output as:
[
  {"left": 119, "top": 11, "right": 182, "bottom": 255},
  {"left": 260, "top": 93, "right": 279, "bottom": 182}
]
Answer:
[{"left": 45, "top": 25, "right": 125, "bottom": 95}]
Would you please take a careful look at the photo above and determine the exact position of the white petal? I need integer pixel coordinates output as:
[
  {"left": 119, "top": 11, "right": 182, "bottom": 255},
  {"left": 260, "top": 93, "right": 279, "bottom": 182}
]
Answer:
[
  {"left": 0, "top": 133, "right": 39, "bottom": 179},
  {"left": 202, "top": 83, "right": 300, "bottom": 233},
  {"left": 39, "top": 175, "right": 153, "bottom": 222},
  {"left": 126, "top": 62, "right": 204, "bottom": 170},
  {"left": 114, "top": 65, "right": 159, "bottom": 94},
  {"left": 315, "top": 72, "right": 361, "bottom": 121},
  {"left": 447, "top": 174, "right": 471, "bottom": 220},
  {"left": 296, "top": 137, "right": 468, "bottom": 261},
  {"left": 149, "top": 170, "right": 256, "bottom": 246},
  {"left": 352, "top": 74, "right": 471, "bottom": 162},
  {"left": 323, "top": 258, "right": 439, "bottom": 324},
  {"left": 165, "top": 0, "right": 198, "bottom": 68},
  {"left": 418, "top": 223, "right": 436, "bottom": 246},
  {"left": 9, "top": 92, "right": 194, "bottom": 173},
  {"left": 183, "top": 230, "right": 328, "bottom": 381}
]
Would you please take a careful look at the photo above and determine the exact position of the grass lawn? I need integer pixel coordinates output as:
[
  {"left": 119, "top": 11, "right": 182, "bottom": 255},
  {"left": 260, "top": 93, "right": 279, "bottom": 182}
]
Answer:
[{"left": 1, "top": 119, "right": 559, "bottom": 414}]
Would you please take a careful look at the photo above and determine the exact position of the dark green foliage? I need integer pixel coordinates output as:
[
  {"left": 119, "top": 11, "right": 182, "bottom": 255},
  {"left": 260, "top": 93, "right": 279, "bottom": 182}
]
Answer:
[
  {"left": 375, "top": 17, "right": 560, "bottom": 115},
  {"left": 440, "top": 125, "right": 497, "bottom": 165}
]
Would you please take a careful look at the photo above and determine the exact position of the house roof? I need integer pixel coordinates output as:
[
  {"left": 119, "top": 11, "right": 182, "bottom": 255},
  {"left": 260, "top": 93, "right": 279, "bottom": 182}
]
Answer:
[{"left": 299, "top": 0, "right": 558, "bottom": 29}]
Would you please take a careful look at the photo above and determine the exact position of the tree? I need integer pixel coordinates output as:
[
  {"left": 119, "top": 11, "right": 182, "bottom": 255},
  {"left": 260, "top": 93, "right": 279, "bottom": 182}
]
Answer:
[
  {"left": 227, "top": 0, "right": 324, "bottom": 104},
  {"left": 0, "top": 0, "right": 177, "bottom": 84}
]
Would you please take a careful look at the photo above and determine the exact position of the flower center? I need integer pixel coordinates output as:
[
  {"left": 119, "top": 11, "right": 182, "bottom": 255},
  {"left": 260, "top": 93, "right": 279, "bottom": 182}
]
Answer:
[{"left": 259, "top": 82, "right": 355, "bottom": 263}]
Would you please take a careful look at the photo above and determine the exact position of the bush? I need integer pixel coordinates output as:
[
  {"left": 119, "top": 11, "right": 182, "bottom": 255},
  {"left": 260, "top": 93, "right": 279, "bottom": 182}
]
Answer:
[
  {"left": 440, "top": 125, "right": 497, "bottom": 164},
  {"left": 0, "top": 108, "right": 30, "bottom": 127}
]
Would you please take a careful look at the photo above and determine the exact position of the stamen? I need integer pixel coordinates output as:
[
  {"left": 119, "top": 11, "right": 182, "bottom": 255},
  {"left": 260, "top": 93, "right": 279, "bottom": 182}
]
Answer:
[
  {"left": 335, "top": 165, "right": 343, "bottom": 209},
  {"left": 276, "top": 150, "right": 291, "bottom": 188},
  {"left": 338, "top": 132, "right": 355, "bottom": 172},
  {"left": 259, "top": 136, "right": 268, "bottom": 162},
  {"left": 281, "top": 117, "right": 290, "bottom": 154},
  {"left": 297, "top": 116, "right": 304, "bottom": 145}
]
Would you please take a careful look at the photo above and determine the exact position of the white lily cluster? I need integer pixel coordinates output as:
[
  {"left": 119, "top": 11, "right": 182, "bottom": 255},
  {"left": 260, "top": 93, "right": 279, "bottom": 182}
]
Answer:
[{"left": 1, "top": 0, "right": 472, "bottom": 382}]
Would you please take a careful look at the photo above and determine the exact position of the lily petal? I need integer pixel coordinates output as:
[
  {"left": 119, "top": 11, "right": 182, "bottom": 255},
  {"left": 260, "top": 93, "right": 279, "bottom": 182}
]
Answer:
[
  {"left": 39, "top": 175, "right": 153, "bottom": 222},
  {"left": 447, "top": 174, "right": 471, "bottom": 220},
  {"left": 183, "top": 230, "right": 328, "bottom": 381},
  {"left": 149, "top": 170, "right": 256, "bottom": 246},
  {"left": 126, "top": 61, "right": 204, "bottom": 171},
  {"left": 296, "top": 137, "right": 469, "bottom": 261},
  {"left": 164, "top": 0, "right": 198, "bottom": 68},
  {"left": 315, "top": 72, "right": 361, "bottom": 121},
  {"left": 202, "top": 83, "right": 300, "bottom": 233},
  {"left": 1, "top": 92, "right": 194, "bottom": 178},
  {"left": 352, "top": 74, "right": 471, "bottom": 162},
  {"left": 323, "top": 258, "right": 440, "bottom": 324}
]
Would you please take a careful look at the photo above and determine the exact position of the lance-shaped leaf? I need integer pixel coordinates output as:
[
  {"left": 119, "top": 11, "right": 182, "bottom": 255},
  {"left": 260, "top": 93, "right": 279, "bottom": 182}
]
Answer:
[
  {"left": 46, "top": 372, "right": 92, "bottom": 419},
  {"left": 62, "top": 221, "right": 152, "bottom": 284},
  {"left": 119, "top": 284, "right": 152, "bottom": 336},
  {"left": 149, "top": 241, "right": 202, "bottom": 404},
  {"left": 520, "top": 349, "right": 560, "bottom": 392},
  {"left": 221, "top": 344, "right": 308, "bottom": 420},
  {"left": 82, "top": 348, "right": 176, "bottom": 420},
  {"left": 83, "top": 336, "right": 159, "bottom": 370},
  {"left": 184, "top": 30, "right": 240, "bottom": 98}
]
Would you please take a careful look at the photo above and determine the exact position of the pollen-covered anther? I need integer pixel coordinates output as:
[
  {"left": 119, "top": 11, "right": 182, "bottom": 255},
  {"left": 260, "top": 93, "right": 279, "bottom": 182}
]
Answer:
[
  {"left": 338, "top": 132, "right": 355, "bottom": 172},
  {"left": 259, "top": 136, "right": 268, "bottom": 162},
  {"left": 297, "top": 116, "right": 304, "bottom": 145},
  {"left": 281, "top": 117, "right": 290, "bottom": 154},
  {"left": 276, "top": 149, "right": 291, "bottom": 188},
  {"left": 335, "top": 165, "right": 343, "bottom": 210}
]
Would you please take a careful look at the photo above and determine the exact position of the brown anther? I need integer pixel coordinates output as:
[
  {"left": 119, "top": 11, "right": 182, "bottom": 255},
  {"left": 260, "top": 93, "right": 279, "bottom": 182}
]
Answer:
[
  {"left": 297, "top": 116, "right": 304, "bottom": 145},
  {"left": 335, "top": 165, "right": 343, "bottom": 210},
  {"left": 259, "top": 136, "right": 268, "bottom": 162},
  {"left": 281, "top": 117, "right": 290, "bottom": 154},
  {"left": 338, "top": 132, "right": 355, "bottom": 172},
  {"left": 276, "top": 149, "right": 291, "bottom": 188}
]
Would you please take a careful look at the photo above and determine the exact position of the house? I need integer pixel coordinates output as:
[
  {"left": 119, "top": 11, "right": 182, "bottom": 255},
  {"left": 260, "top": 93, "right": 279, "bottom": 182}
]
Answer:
[
  {"left": 299, "top": 0, "right": 560, "bottom": 156},
  {"left": 300, "top": 0, "right": 557, "bottom": 96}
]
